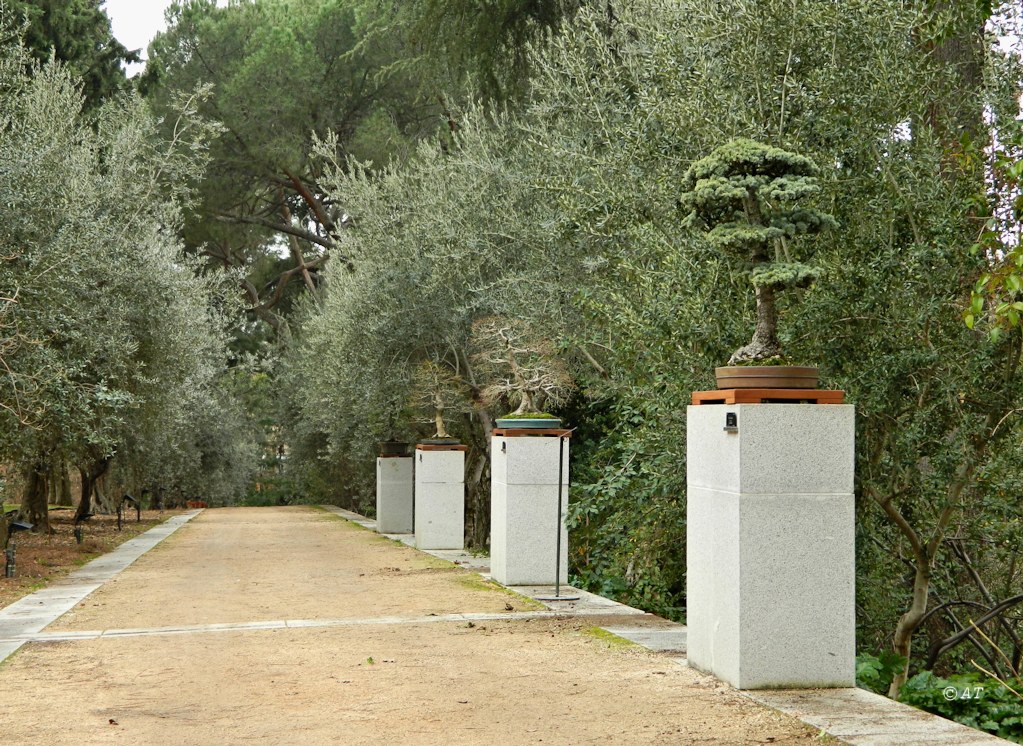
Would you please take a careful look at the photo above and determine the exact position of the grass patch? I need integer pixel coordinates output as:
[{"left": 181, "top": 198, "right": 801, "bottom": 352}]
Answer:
[
  {"left": 583, "top": 627, "right": 640, "bottom": 649},
  {"left": 313, "top": 506, "right": 376, "bottom": 532},
  {"left": 456, "top": 575, "right": 545, "bottom": 610},
  {"left": 414, "top": 553, "right": 457, "bottom": 570}
]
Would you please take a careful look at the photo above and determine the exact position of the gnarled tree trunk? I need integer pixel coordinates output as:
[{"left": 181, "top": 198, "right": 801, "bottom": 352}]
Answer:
[
  {"left": 50, "top": 457, "right": 73, "bottom": 507},
  {"left": 20, "top": 461, "right": 50, "bottom": 533},
  {"left": 75, "top": 455, "right": 112, "bottom": 523}
]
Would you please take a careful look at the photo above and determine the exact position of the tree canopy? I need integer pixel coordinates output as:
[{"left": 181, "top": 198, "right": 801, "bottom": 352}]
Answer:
[{"left": 7, "top": 0, "right": 137, "bottom": 108}]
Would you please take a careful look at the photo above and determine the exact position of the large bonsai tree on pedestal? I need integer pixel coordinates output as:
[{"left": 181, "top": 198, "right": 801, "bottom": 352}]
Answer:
[{"left": 680, "top": 139, "right": 837, "bottom": 364}]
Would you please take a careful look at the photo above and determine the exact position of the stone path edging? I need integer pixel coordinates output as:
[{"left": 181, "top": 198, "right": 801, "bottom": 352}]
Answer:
[
  {"left": 9, "top": 608, "right": 625, "bottom": 643},
  {"left": 0, "top": 510, "right": 202, "bottom": 664}
]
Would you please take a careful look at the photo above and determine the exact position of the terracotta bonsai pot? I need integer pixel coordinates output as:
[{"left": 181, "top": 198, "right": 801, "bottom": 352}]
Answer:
[{"left": 715, "top": 365, "right": 819, "bottom": 390}]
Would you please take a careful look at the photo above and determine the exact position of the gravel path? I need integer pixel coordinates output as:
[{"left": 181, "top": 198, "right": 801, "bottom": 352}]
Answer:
[{"left": 0, "top": 506, "right": 817, "bottom": 744}]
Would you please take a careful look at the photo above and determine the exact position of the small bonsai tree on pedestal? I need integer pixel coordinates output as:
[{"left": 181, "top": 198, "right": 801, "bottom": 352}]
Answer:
[
  {"left": 680, "top": 139, "right": 836, "bottom": 364},
  {"left": 409, "top": 358, "right": 472, "bottom": 440},
  {"left": 469, "top": 316, "right": 574, "bottom": 418}
]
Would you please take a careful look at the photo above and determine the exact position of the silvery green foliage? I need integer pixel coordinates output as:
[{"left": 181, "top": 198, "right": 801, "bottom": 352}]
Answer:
[
  {"left": 0, "top": 12, "right": 255, "bottom": 504},
  {"left": 289, "top": 110, "right": 551, "bottom": 453}
]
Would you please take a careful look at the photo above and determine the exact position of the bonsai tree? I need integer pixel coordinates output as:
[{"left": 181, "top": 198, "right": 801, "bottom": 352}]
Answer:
[
  {"left": 408, "top": 358, "right": 472, "bottom": 439},
  {"left": 680, "top": 139, "right": 837, "bottom": 364},
  {"left": 469, "top": 316, "right": 574, "bottom": 416}
]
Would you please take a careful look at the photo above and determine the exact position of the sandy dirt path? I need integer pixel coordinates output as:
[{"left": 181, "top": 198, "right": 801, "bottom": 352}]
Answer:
[{"left": 0, "top": 506, "right": 818, "bottom": 744}]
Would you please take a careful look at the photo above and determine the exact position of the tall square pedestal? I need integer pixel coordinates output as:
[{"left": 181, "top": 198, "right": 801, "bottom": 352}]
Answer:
[
  {"left": 414, "top": 445, "right": 465, "bottom": 550},
  {"left": 491, "top": 434, "right": 569, "bottom": 585},
  {"left": 376, "top": 457, "right": 413, "bottom": 534},
  {"left": 686, "top": 404, "right": 855, "bottom": 689}
]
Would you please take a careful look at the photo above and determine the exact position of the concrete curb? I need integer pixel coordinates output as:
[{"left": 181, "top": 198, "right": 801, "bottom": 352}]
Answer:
[
  {"left": 0, "top": 510, "right": 202, "bottom": 664},
  {"left": 321, "top": 504, "right": 1013, "bottom": 745}
]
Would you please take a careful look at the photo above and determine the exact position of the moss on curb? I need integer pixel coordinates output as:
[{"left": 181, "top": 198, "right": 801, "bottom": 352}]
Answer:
[
  {"left": 583, "top": 627, "right": 639, "bottom": 649},
  {"left": 456, "top": 575, "right": 545, "bottom": 610}
]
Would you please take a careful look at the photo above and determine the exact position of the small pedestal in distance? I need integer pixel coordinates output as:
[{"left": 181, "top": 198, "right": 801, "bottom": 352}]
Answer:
[
  {"left": 414, "top": 445, "right": 466, "bottom": 550},
  {"left": 376, "top": 456, "right": 413, "bottom": 534},
  {"left": 490, "top": 430, "right": 569, "bottom": 585},
  {"left": 686, "top": 401, "right": 855, "bottom": 689}
]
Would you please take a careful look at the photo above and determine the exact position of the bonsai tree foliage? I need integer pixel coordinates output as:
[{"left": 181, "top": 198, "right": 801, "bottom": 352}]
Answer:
[
  {"left": 469, "top": 316, "right": 574, "bottom": 416},
  {"left": 680, "top": 138, "right": 837, "bottom": 364},
  {"left": 408, "top": 358, "right": 472, "bottom": 439}
]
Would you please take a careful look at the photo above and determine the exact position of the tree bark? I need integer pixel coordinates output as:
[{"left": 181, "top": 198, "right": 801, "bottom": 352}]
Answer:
[
  {"left": 278, "top": 189, "right": 319, "bottom": 295},
  {"left": 20, "top": 461, "right": 50, "bottom": 533},
  {"left": 888, "top": 563, "right": 932, "bottom": 696},
  {"left": 924, "top": 2, "right": 986, "bottom": 149},
  {"left": 75, "top": 455, "right": 111, "bottom": 523},
  {"left": 76, "top": 467, "right": 93, "bottom": 522},
  {"left": 463, "top": 409, "right": 493, "bottom": 550},
  {"left": 728, "top": 283, "right": 782, "bottom": 364},
  {"left": 51, "top": 457, "right": 72, "bottom": 507}
]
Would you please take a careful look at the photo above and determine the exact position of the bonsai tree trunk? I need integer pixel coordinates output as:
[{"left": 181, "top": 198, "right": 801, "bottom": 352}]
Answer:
[
  {"left": 728, "top": 284, "right": 783, "bottom": 364},
  {"left": 433, "top": 394, "right": 449, "bottom": 438},
  {"left": 513, "top": 389, "right": 538, "bottom": 415}
]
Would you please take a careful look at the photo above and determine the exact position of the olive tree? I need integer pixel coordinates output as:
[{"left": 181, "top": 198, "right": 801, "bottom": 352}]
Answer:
[{"left": 0, "top": 12, "right": 250, "bottom": 530}]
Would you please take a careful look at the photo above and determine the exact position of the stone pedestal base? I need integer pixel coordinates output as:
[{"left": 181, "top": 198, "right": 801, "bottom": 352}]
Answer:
[
  {"left": 491, "top": 435, "right": 569, "bottom": 585},
  {"left": 686, "top": 404, "right": 855, "bottom": 689},
  {"left": 414, "top": 447, "right": 465, "bottom": 550},
  {"left": 376, "top": 457, "right": 413, "bottom": 534}
]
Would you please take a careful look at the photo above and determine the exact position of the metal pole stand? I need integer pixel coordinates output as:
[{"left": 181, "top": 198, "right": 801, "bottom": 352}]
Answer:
[
  {"left": 535, "top": 430, "right": 580, "bottom": 602},
  {"left": 5, "top": 545, "right": 14, "bottom": 578}
]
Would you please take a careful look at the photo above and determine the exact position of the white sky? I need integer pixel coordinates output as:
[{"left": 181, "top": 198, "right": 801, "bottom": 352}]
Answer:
[
  {"left": 105, "top": 0, "right": 176, "bottom": 59},
  {"left": 104, "top": 0, "right": 228, "bottom": 75}
]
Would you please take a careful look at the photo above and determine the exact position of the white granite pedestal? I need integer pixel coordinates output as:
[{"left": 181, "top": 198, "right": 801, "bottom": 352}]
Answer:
[
  {"left": 686, "top": 403, "right": 856, "bottom": 689},
  {"left": 414, "top": 445, "right": 465, "bottom": 550},
  {"left": 490, "top": 434, "right": 570, "bottom": 586},
  {"left": 376, "top": 456, "right": 413, "bottom": 534}
]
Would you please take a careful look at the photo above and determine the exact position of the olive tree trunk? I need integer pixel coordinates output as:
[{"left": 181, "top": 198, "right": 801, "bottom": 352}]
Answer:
[
  {"left": 20, "top": 462, "right": 50, "bottom": 533},
  {"left": 75, "top": 456, "right": 111, "bottom": 523}
]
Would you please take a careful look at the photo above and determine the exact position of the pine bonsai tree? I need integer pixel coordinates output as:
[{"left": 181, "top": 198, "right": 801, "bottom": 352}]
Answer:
[{"left": 680, "top": 139, "right": 837, "bottom": 364}]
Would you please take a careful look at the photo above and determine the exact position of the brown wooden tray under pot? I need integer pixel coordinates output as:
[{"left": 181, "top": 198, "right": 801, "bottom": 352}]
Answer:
[{"left": 691, "top": 388, "right": 845, "bottom": 405}]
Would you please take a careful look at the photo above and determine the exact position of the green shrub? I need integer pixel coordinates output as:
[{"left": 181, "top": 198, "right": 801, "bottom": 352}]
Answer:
[
  {"left": 855, "top": 651, "right": 907, "bottom": 694},
  {"left": 899, "top": 671, "right": 1023, "bottom": 743}
]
